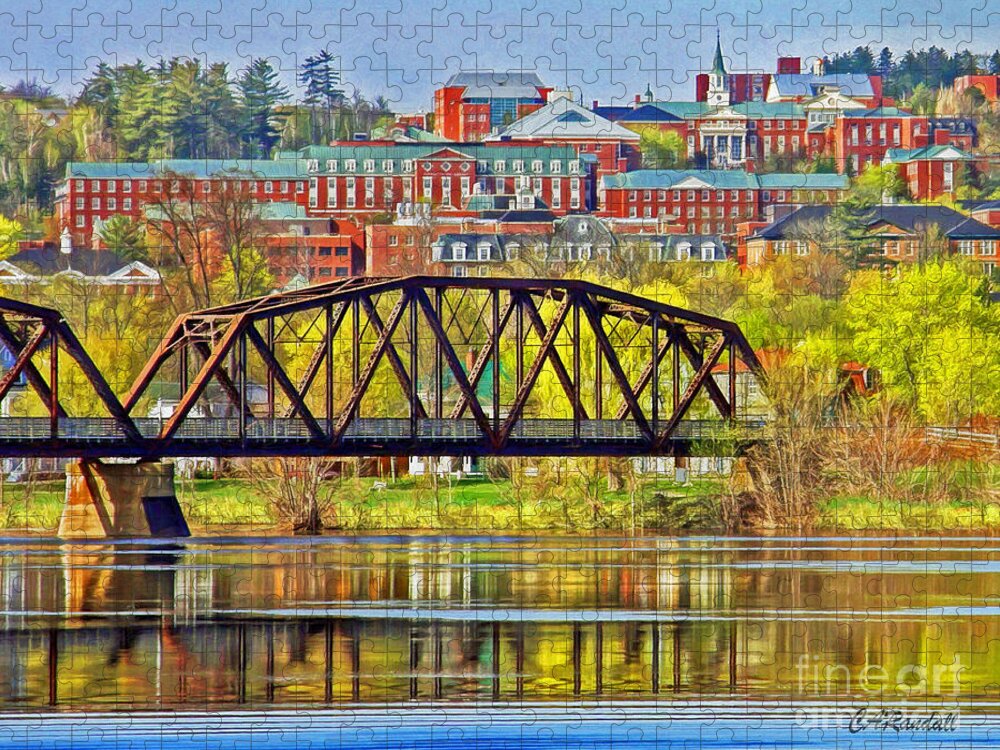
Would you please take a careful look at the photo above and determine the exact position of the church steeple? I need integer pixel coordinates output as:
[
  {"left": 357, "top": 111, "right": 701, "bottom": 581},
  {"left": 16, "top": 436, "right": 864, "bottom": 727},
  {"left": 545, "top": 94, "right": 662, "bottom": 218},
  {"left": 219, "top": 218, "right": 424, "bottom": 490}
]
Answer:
[
  {"left": 711, "top": 30, "right": 727, "bottom": 76},
  {"left": 706, "top": 30, "right": 731, "bottom": 107}
]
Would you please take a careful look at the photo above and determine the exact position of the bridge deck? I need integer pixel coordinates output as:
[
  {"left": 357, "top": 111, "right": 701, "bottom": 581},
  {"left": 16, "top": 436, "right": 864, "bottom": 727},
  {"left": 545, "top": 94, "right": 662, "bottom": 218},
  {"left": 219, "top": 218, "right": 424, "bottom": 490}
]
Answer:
[{"left": 0, "top": 417, "right": 765, "bottom": 458}]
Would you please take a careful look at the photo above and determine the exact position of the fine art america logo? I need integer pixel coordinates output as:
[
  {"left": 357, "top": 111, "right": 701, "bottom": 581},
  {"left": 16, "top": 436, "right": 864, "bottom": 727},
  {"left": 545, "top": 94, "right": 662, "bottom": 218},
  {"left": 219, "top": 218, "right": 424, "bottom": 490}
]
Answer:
[{"left": 848, "top": 707, "right": 960, "bottom": 734}]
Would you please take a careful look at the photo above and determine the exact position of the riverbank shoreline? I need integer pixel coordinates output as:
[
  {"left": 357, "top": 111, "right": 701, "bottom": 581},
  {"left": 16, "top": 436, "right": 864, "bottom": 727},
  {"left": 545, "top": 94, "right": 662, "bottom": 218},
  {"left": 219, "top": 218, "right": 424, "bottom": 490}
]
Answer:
[{"left": 1, "top": 476, "right": 999, "bottom": 535}]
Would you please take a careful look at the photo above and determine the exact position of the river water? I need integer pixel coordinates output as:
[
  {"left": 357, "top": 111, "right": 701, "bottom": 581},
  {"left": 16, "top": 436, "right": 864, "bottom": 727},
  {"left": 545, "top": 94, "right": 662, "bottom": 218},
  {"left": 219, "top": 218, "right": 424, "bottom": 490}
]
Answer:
[{"left": 0, "top": 534, "right": 997, "bottom": 747}]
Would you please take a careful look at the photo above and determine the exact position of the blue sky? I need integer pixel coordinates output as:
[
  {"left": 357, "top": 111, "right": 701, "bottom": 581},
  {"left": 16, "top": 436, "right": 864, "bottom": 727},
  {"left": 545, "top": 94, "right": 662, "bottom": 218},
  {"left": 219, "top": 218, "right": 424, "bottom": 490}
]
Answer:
[{"left": 0, "top": 0, "right": 994, "bottom": 110}]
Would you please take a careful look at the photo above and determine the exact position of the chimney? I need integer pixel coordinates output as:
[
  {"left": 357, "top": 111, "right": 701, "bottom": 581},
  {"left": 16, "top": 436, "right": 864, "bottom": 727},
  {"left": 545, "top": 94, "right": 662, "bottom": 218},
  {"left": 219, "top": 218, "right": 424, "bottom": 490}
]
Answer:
[
  {"left": 592, "top": 100, "right": 599, "bottom": 110},
  {"left": 812, "top": 57, "right": 826, "bottom": 76},
  {"left": 633, "top": 94, "right": 641, "bottom": 108}
]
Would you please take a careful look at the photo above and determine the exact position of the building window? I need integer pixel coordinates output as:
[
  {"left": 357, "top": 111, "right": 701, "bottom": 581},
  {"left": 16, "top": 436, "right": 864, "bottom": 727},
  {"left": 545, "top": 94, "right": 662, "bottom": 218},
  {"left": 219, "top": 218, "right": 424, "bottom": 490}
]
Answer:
[
  {"left": 75, "top": 180, "right": 84, "bottom": 191},
  {"left": 388, "top": 234, "right": 399, "bottom": 247},
  {"left": 93, "top": 180, "right": 102, "bottom": 192},
  {"left": 280, "top": 181, "right": 289, "bottom": 192},
  {"left": 453, "top": 243, "right": 467, "bottom": 261},
  {"left": 423, "top": 177, "right": 433, "bottom": 198},
  {"left": 108, "top": 198, "right": 117, "bottom": 210},
  {"left": 327, "top": 179, "right": 337, "bottom": 207},
  {"left": 551, "top": 160, "right": 562, "bottom": 173},
  {"left": 477, "top": 242, "right": 492, "bottom": 261},
  {"left": 318, "top": 268, "right": 332, "bottom": 277},
  {"left": 364, "top": 159, "right": 375, "bottom": 172},
  {"left": 75, "top": 215, "right": 85, "bottom": 227},
  {"left": 318, "top": 246, "right": 332, "bottom": 256},
  {"left": 512, "top": 160, "right": 524, "bottom": 173},
  {"left": 335, "top": 246, "right": 348, "bottom": 257},
  {"left": 297, "top": 181, "right": 305, "bottom": 193},
  {"left": 959, "top": 240, "right": 975, "bottom": 256},
  {"left": 345, "top": 160, "right": 356, "bottom": 172},
  {"left": 365, "top": 177, "right": 375, "bottom": 207},
  {"left": 309, "top": 178, "right": 318, "bottom": 208},
  {"left": 122, "top": 180, "right": 132, "bottom": 193},
  {"left": 92, "top": 197, "right": 100, "bottom": 210},
  {"left": 75, "top": 197, "right": 84, "bottom": 210},
  {"left": 441, "top": 176, "right": 452, "bottom": 205},
  {"left": 346, "top": 177, "right": 356, "bottom": 208},
  {"left": 264, "top": 181, "right": 273, "bottom": 194},
  {"left": 335, "top": 267, "right": 348, "bottom": 277},
  {"left": 123, "top": 198, "right": 132, "bottom": 211}
]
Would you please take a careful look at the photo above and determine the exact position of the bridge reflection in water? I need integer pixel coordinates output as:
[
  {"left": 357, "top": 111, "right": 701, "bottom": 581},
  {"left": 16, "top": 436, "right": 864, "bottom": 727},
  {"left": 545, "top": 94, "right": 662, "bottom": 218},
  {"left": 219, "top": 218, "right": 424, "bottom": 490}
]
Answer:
[{"left": 0, "top": 537, "right": 987, "bottom": 710}]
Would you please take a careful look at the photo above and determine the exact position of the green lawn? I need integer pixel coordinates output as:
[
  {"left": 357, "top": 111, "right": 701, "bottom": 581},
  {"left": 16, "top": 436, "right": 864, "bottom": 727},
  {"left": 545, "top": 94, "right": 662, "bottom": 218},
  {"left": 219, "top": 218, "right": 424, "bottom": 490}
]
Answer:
[
  {"left": 3, "top": 473, "right": 1000, "bottom": 534},
  {"left": 817, "top": 495, "right": 1000, "bottom": 532}
]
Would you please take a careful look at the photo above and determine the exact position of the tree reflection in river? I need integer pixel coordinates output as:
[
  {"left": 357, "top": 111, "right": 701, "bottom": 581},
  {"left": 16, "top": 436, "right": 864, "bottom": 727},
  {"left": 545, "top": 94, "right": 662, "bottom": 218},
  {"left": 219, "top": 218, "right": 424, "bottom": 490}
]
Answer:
[{"left": 0, "top": 536, "right": 991, "bottom": 709}]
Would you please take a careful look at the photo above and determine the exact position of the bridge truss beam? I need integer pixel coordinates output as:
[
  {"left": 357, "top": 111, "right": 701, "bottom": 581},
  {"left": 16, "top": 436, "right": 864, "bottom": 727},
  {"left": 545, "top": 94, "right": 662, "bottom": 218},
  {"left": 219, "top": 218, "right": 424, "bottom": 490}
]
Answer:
[{"left": 0, "top": 277, "right": 765, "bottom": 458}]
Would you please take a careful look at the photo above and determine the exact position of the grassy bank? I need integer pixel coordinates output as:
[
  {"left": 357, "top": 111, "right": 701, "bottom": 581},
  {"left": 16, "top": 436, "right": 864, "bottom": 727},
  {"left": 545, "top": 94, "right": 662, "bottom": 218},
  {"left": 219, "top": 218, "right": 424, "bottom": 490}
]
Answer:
[{"left": 1, "top": 474, "right": 999, "bottom": 534}]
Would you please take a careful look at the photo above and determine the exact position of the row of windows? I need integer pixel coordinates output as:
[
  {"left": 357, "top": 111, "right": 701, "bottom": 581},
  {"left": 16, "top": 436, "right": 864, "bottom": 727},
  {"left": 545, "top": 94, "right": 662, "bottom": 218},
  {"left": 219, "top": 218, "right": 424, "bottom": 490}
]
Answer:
[
  {"left": 310, "top": 175, "right": 582, "bottom": 210},
  {"left": 306, "top": 158, "right": 582, "bottom": 176},
  {"left": 847, "top": 123, "right": 903, "bottom": 147},
  {"left": 441, "top": 242, "right": 723, "bottom": 264},
  {"left": 311, "top": 267, "right": 350, "bottom": 278},
  {"left": 74, "top": 178, "right": 306, "bottom": 194},
  {"left": 618, "top": 188, "right": 835, "bottom": 203},
  {"left": 626, "top": 189, "right": 754, "bottom": 202},
  {"left": 76, "top": 197, "right": 133, "bottom": 211},
  {"left": 626, "top": 206, "right": 753, "bottom": 220},
  {"left": 771, "top": 240, "right": 811, "bottom": 256}
]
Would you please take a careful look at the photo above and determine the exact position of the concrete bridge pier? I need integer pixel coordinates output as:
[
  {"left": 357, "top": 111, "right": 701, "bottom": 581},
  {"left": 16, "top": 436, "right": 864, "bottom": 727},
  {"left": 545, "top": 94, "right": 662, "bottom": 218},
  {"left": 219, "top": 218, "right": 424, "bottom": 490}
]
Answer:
[{"left": 58, "top": 460, "right": 191, "bottom": 539}]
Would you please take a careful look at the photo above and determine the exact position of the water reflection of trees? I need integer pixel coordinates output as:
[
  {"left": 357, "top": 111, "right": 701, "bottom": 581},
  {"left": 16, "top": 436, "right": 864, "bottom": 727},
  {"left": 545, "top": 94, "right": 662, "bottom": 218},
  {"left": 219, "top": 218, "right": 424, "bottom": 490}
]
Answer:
[{"left": 0, "top": 542, "right": 991, "bottom": 708}]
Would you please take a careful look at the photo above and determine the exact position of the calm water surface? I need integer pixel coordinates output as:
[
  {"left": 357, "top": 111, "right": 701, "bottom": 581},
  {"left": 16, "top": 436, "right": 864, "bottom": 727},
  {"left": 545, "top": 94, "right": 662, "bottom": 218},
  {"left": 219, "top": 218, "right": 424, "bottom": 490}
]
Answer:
[{"left": 0, "top": 534, "right": 997, "bottom": 748}]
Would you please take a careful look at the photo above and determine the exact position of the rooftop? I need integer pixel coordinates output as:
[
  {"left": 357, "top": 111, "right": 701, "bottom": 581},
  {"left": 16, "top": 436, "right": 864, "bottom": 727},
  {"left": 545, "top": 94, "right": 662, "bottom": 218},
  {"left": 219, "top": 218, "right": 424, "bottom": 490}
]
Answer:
[
  {"left": 494, "top": 97, "right": 639, "bottom": 141},
  {"left": 752, "top": 204, "right": 1000, "bottom": 240}
]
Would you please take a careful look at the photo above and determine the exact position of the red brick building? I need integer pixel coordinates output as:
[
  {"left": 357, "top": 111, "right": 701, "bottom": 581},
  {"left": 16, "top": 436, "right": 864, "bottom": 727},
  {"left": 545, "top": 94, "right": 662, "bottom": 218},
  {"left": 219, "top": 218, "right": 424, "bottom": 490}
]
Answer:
[
  {"left": 744, "top": 204, "right": 1000, "bottom": 274},
  {"left": 56, "top": 159, "right": 307, "bottom": 247},
  {"left": 883, "top": 146, "right": 978, "bottom": 201},
  {"left": 260, "top": 207, "right": 365, "bottom": 286},
  {"left": 830, "top": 110, "right": 977, "bottom": 174},
  {"left": 953, "top": 74, "right": 1000, "bottom": 103},
  {"left": 433, "top": 71, "right": 553, "bottom": 141},
  {"left": 598, "top": 169, "right": 847, "bottom": 235},
  {"left": 298, "top": 142, "right": 592, "bottom": 219}
]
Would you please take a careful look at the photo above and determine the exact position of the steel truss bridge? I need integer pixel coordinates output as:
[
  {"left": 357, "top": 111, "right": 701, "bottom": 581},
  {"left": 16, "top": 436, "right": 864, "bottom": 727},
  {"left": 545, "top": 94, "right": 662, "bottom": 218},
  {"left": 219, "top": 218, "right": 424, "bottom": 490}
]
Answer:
[{"left": 0, "top": 277, "right": 765, "bottom": 459}]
